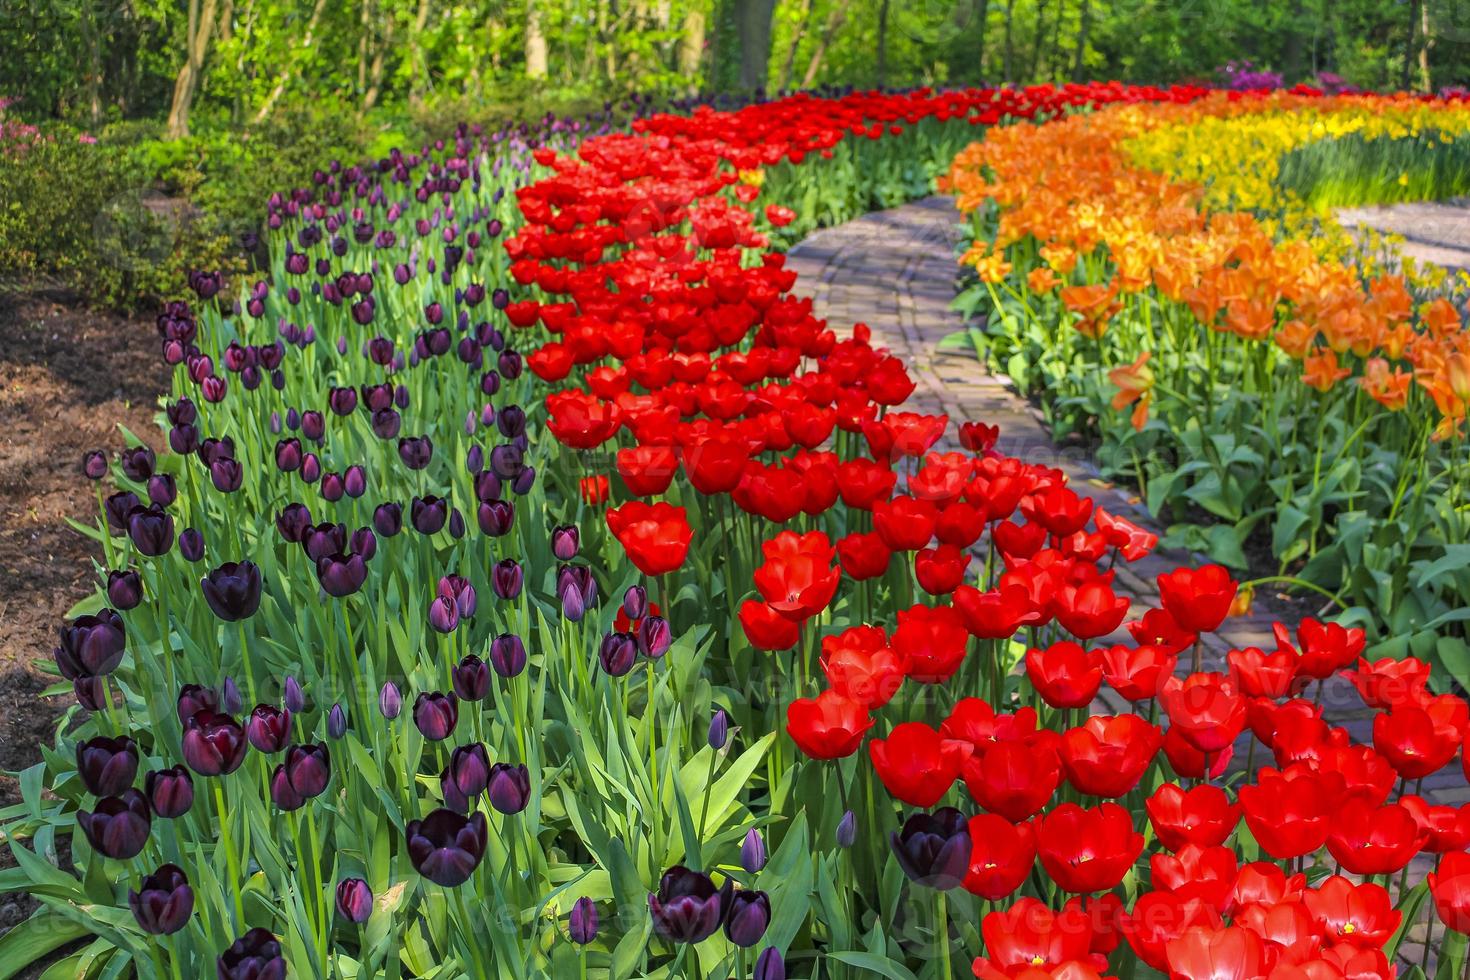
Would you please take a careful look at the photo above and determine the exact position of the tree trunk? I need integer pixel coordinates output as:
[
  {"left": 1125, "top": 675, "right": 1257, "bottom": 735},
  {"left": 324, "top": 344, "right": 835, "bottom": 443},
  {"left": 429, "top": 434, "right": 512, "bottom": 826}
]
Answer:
[
  {"left": 253, "top": 0, "right": 328, "bottom": 122},
  {"left": 1419, "top": 0, "right": 1433, "bottom": 92},
  {"left": 735, "top": 0, "right": 777, "bottom": 90},
  {"left": 1046, "top": 0, "right": 1064, "bottom": 80},
  {"left": 973, "top": 0, "right": 989, "bottom": 79},
  {"left": 1281, "top": 0, "right": 1306, "bottom": 82},
  {"left": 876, "top": 0, "right": 890, "bottom": 86},
  {"left": 801, "top": 0, "right": 851, "bottom": 87},
  {"left": 678, "top": 4, "right": 707, "bottom": 86},
  {"left": 363, "top": 8, "right": 395, "bottom": 111},
  {"left": 1401, "top": 0, "right": 1420, "bottom": 90},
  {"left": 777, "top": 0, "right": 812, "bottom": 91},
  {"left": 1002, "top": 0, "right": 1015, "bottom": 82},
  {"left": 1071, "top": 0, "right": 1089, "bottom": 78},
  {"left": 166, "top": 0, "right": 220, "bottom": 139},
  {"left": 526, "top": 0, "right": 549, "bottom": 78},
  {"left": 1027, "top": 0, "right": 1048, "bottom": 80}
]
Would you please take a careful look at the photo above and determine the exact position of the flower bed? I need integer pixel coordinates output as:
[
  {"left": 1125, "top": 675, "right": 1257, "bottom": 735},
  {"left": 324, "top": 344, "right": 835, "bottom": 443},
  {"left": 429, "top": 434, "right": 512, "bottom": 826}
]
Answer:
[
  {"left": 945, "top": 90, "right": 1470, "bottom": 679},
  {"left": 6, "top": 82, "right": 1470, "bottom": 980}
]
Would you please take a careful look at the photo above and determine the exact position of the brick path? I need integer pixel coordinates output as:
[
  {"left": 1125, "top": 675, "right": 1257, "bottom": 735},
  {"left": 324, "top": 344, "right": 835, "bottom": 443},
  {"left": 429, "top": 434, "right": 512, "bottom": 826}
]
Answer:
[
  {"left": 785, "top": 195, "right": 1455, "bottom": 963},
  {"left": 1338, "top": 197, "right": 1470, "bottom": 278}
]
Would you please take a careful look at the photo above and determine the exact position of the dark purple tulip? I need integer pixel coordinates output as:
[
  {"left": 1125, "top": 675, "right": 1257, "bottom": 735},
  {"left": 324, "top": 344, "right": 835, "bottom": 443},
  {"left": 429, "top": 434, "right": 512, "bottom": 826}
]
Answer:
[
  {"left": 328, "top": 704, "right": 348, "bottom": 739},
  {"left": 836, "top": 809, "right": 856, "bottom": 848},
  {"left": 405, "top": 809, "right": 488, "bottom": 887},
  {"left": 76, "top": 735, "right": 139, "bottom": 796},
  {"left": 129, "top": 864, "right": 194, "bottom": 935},
  {"left": 302, "top": 523, "right": 347, "bottom": 563},
  {"left": 104, "top": 491, "right": 139, "bottom": 534},
  {"left": 491, "top": 559, "right": 522, "bottom": 600},
  {"left": 283, "top": 743, "right": 330, "bottom": 798},
  {"left": 497, "top": 405, "right": 527, "bottom": 439},
  {"left": 83, "top": 450, "right": 108, "bottom": 480},
  {"left": 147, "top": 474, "right": 177, "bottom": 507},
  {"left": 180, "top": 528, "right": 206, "bottom": 562},
  {"left": 146, "top": 766, "right": 194, "bottom": 818},
  {"left": 247, "top": 705, "right": 292, "bottom": 753},
  {"left": 56, "top": 609, "right": 126, "bottom": 678},
  {"left": 371, "top": 408, "right": 401, "bottom": 439},
  {"left": 477, "top": 500, "right": 514, "bottom": 536},
  {"left": 448, "top": 509, "right": 466, "bottom": 539},
  {"left": 439, "top": 575, "right": 476, "bottom": 618},
  {"left": 754, "top": 946, "right": 786, "bottom": 980},
  {"left": 276, "top": 504, "right": 313, "bottom": 543},
  {"left": 441, "top": 742, "right": 491, "bottom": 811},
  {"left": 210, "top": 458, "right": 243, "bottom": 493},
  {"left": 623, "top": 585, "right": 648, "bottom": 620},
  {"left": 300, "top": 454, "right": 321, "bottom": 484},
  {"left": 368, "top": 337, "right": 395, "bottom": 365},
  {"left": 270, "top": 763, "right": 305, "bottom": 811},
  {"left": 398, "top": 436, "right": 433, "bottom": 470},
  {"left": 320, "top": 472, "right": 346, "bottom": 503},
  {"left": 217, "top": 928, "right": 286, "bottom": 980},
  {"left": 487, "top": 762, "right": 530, "bottom": 814},
  {"left": 428, "top": 596, "right": 459, "bottom": 634},
  {"left": 77, "top": 789, "right": 151, "bottom": 859},
  {"left": 413, "top": 692, "right": 458, "bottom": 741},
  {"left": 302, "top": 411, "right": 326, "bottom": 442},
  {"left": 166, "top": 398, "right": 197, "bottom": 426},
  {"left": 512, "top": 466, "right": 536, "bottom": 495},
  {"left": 170, "top": 423, "right": 200, "bottom": 455},
  {"left": 708, "top": 709, "right": 729, "bottom": 751},
  {"left": 560, "top": 578, "right": 586, "bottom": 622},
  {"left": 176, "top": 684, "right": 218, "bottom": 722},
  {"left": 569, "top": 897, "right": 598, "bottom": 944},
  {"left": 551, "top": 525, "right": 579, "bottom": 561},
  {"left": 361, "top": 383, "right": 394, "bottom": 412},
  {"left": 410, "top": 495, "right": 448, "bottom": 535},
  {"left": 336, "top": 878, "right": 372, "bottom": 923},
  {"left": 328, "top": 386, "right": 358, "bottom": 416},
  {"left": 73, "top": 676, "right": 107, "bottom": 711},
  {"left": 637, "top": 616, "right": 672, "bottom": 659},
  {"left": 283, "top": 676, "right": 306, "bottom": 713},
  {"left": 379, "top": 682, "right": 403, "bottom": 719},
  {"left": 474, "top": 470, "right": 501, "bottom": 502},
  {"left": 741, "top": 828, "right": 767, "bottom": 874},
  {"left": 489, "top": 633, "right": 527, "bottom": 677},
  {"left": 490, "top": 444, "right": 523, "bottom": 480},
  {"left": 598, "top": 632, "right": 637, "bottom": 677},
  {"left": 724, "top": 890, "right": 771, "bottom": 948},
  {"left": 452, "top": 654, "right": 490, "bottom": 702},
  {"left": 499, "top": 350, "right": 522, "bottom": 379},
  {"left": 128, "top": 504, "right": 175, "bottom": 556},
  {"left": 200, "top": 561, "right": 262, "bottom": 621},
  {"left": 373, "top": 502, "right": 402, "bottom": 537},
  {"left": 558, "top": 565, "right": 597, "bottom": 611},
  {"left": 343, "top": 465, "right": 367, "bottom": 498},
  {"left": 648, "top": 867, "right": 730, "bottom": 943},
  {"left": 890, "top": 807, "right": 971, "bottom": 890},
  {"left": 317, "top": 553, "right": 368, "bottom": 597},
  {"left": 275, "top": 438, "right": 303, "bottom": 473},
  {"left": 197, "top": 437, "right": 235, "bottom": 468},
  {"left": 351, "top": 527, "right": 377, "bottom": 561},
  {"left": 120, "top": 446, "right": 155, "bottom": 481},
  {"left": 182, "top": 710, "right": 248, "bottom": 777},
  {"left": 106, "top": 570, "right": 143, "bottom": 611}
]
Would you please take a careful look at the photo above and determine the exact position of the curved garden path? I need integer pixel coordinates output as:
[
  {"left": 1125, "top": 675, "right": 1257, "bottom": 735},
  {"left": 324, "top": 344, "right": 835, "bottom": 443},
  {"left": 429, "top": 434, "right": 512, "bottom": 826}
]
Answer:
[{"left": 785, "top": 195, "right": 1461, "bottom": 965}]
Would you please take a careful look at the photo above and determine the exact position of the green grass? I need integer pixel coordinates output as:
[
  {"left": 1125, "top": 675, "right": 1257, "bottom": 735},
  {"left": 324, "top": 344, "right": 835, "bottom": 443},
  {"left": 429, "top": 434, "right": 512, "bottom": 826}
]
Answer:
[{"left": 1274, "top": 128, "right": 1470, "bottom": 211}]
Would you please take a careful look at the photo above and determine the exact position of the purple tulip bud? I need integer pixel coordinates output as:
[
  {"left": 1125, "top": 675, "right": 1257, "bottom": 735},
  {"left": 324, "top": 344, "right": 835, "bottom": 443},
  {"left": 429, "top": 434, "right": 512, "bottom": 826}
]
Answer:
[
  {"left": 512, "top": 465, "right": 536, "bottom": 495},
  {"left": 405, "top": 809, "right": 488, "bottom": 887},
  {"left": 336, "top": 878, "right": 373, "bottom": 923},
  {"left": 411, "top": 495, "right": 448, "bottom": 535},
  {"left": 648, "top": 867, "right": 730, "bottom": 943},
  {"left": 128, "top": 504, "right": 175, "bottom": 556},
  {"left": 637, "top": 616, "right": 672, "bottom": 659},
  {"left": 398, "top": 436, "right": 433, "bottom": 470},
  {"left": 76, "top": 735, "right": 139, "bottom": 796},
  {"left": 200, "top": 561, "right": 262, "bottom": 621},
  {"left": 379, "top": 681, "right": 402, "bottom": 719},
  {"left": 836, "top": 810, "right": 856, "bottom": 848},
  {"left": 351, "top": 526, "right": 377, "bottom": 560},
  {"left": 724, "top": 890, "right": 771, "bottom": 948},
  {"left": 428, "top": 595, "right": 460, "bottom": 634},
  {"left": 448, "top": 509, "right": 466, "bottom": 539},
  {"left": 78, "top": 789, "right": 151, "bottom": 859},
  {"left": 551, "top": 525, "right": 580, "bottom": 560},
  {"left": 441, "top": 743, "right": 491, "bottom": 811},
  {"left": 373, "top": 502, "right": 401, "bottom": 537},
  {"left": 210, "top": 458, "right": 243, "bottom": 493},
  {"left": 466, "top": 445, "right": 484, "bottom": 473},
  {"left": 283, "top": 677, "right": 306, "bottom": 713},
  {"left": 753, "top": 946, "right": 786, "bottom": 980},
  {"left": 560, "top": 579, "right": 585, "bottom": 622},
  {"left": 180, "top": 528, "right": 206, "bottom": 562},
  {"left": 104, "top": 491, "right": 139, "bottom": 535},
  {"left": 217, "top": 928, "right": 285, "bottom": 980},
  {"left": 82, "top": 450, "right": 108, "bottom": 480},
  {"left": 598, "top": 632, "right": 637, "bottom": 677},
  {"left": 56, "top": 609, "right": 127, "bottom": 678},
  {"left": 569, "top": 897, "right": 598, "bottom": 945},
  {"left": 623, "top": 585, "right": 648, "bottom": 620},
  {"left": 327, "top": 704, "right": 348, "bottom": 739},
  {"left": 270, "top": 767, "right": 302, "bottom": 809},
  {"left": 371, "top": 407, "right": 402, "bottom": 439},
  {"left": 284, "top": 742, "right": 331, "bottom": 797},
  {"left": 300, "top": 453, "right": 322, "bottom": 484},
  {"left": 477, "top": 499, "right": 514, "bottom": 536},
  {"left": 120, "top": 446, "right": 156, "bottom": 481},
  {"left": 316, "top": 553, "right": 368, "bottom": 597},
  {"left": 328, "top": 386, "right": 358, "bottom": 416},
  {"left": 413, "top": 692, "right": 458, "bottom": 741},
  {"left": 452, "top": 654, "right": 490, "bottom": 702},
  {"left": 221, "top": 676, "right": 244, "bottom": 715},
  {"left": 489, "top": 633, "right": 527, "bottom": 677},
  {"left": 182, "top": 709, "right": 247, "bottom": 776},
  {"left": 302, "top": 410, "right": 326, "bottom": 442},
  {"left": 147, "top": 474, "right": 177, "bottom": 506},
  {"left": 889, "top": 807, "right": 970, "bottom": 890},
  {"left": 344, "top": 465, "right": 367, "bottom": 498},
  {"left": 146, "top": 766, "right": 194, "bottom": 818},
  {"left": 275, "top": 438, "right": 303, "bottom": 473},
  {"left": 129, "top": 864, "right": 195, "bottom": 935},
  {"left": 474, "top": 470, "right": 501, "bottom": 502},
  {"left": 247, "top": 704, "right": 292, "bottom": 753},
  {"left": 176, "top": 684, "right": 217, "bottom": 722},
  {"left": 487, "top": 762, "right": 530, "bottom": 814},
  {"left": 106, "top": 569, "right": 143, "bottom": 610},
  {"left": 741, "top": 828, "right": 767, "bottom": 873},
  {"left": 491, "top": 559, "right": 523, "bottom": 600},
  {"left": 708, "top": 709, "right": 729, "bottom": 751}
]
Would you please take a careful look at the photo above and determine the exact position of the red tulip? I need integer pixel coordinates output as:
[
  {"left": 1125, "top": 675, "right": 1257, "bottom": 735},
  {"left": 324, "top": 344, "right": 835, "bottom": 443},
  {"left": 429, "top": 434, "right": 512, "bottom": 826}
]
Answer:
[
  {"left": 681, "top": 432, "right": 750, "bottom": 494},
  {"left": 914, "top": 544, "right": 970, "bottom": 595},
  {"left": 962, "top": 814, "right": 1036, "bottom": 901},
  {"left": 1429, "top": 850, "right": 1470, "bottom": 934},
  {"left": 892, "top": 603, "right": 971, "bottom": 683},
  {"left": 1294, "top": 617, "right": 1366, "bottom": 680},
  {"left": 1151, "top": 844, "right": 1238, "bottom": 911},
  {"left": 1145, "top": 783, "right": 1240, "bottom": 851},
  {"left": 1239, "top": 766, "right": 1345, "bottom": 860},
  {"left": 836, "top": 531, "right": 893, "bottom": 580},
  {"left": 1058, "top": 714, "right": 1161, "bottom": 799},
  {"left": 1373, "top": 694, "right": 1468, "bottom": 779},
  {"left": 953, "top": 583, "right": 1041, "bottom": 639},
  {"left": 1063, "top": 893, "right": 1125, "bottom": 959},
  {"left": 1227, "top": 646, "right": 1297, "bottom": 699},
  {"left": 1342, "top": 656, "right": 1429, "bottom": 711},
  {"left": 1094, "top": 506, "right": 1157, "bottom": 561},
  {"left": 941, "top": 700, "right": 1040, "bottom": 749},
  {"left": 1229, "top": 861, "right": 1306, "bottom": 913},
  {"left": 820, "top": 626, "right": 906, "bottom": 707},
  {"left": 972, "top": 898, "right": 1103, "bottom": 975},
  {"left": 1128, "top": 606, "right": 1197, "bottom": 656},
  {"left": 869, "top": 722, "right": 972, "bottom": 807},
  {"left": 873, "top": 496, "right": 938, "bottom": 551},
  {"left": 1098, "top": 643, "right": 1176, "bottom": 701},
  {"left": 1022, "top": 485, "right": 1094, "bottom": 536},
  {"left": 739, "top": 599, "right": 801, "bottom": 651},
  {"left": 615, "top": 445, "right": 678, "bottom": 496},
  {"left": 834, "top": 458, "right": 897, "bottom": 510},
  {"left": 1302, "top": 876, "right": 1399, "bottom": 949},
  {"left": 1159, "top": 672, "right": 1246, "bottom": 754},
  {"left": 1160, "top": 724, "right": 1233, "bottom": 781},
  {"left": 1400, "top": 794, "right": 1470, "bottom": 853},
  {"left": 606, "top": 501, "right": 692, "bottom": 577},
  {"left": 1052, "top": 579, "right": 1130, "bottom": 640},
  {"left": 962, "top": 736, "right": 1061, "bottom": 822},
  {"left": 754, "top": 550, "right": 839, "bottom": 622},
  {"left": 1164, "top": 926, "right": 1268, "bottom": 980},
  {"left": 785, "top": 692, "right": 873, "bottom": 759},
  {"left": 935, "top": 501, "right": 986, "bottom": 548},
  {"left": 1121, "top": 892, "right": 1222, "bottom": 972},
  {"left": 1026, "top": 641, "right": 1103, "bottom": 709},
  {"left": 1324, "top": 801, "right": 1426, "bottom": 876},
  {"left": 1034, "top": 802, "right": 1144, "bottom": 894},
  {"left": 1156, "top": 564, "right": 1237, "bottom": 634}
]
